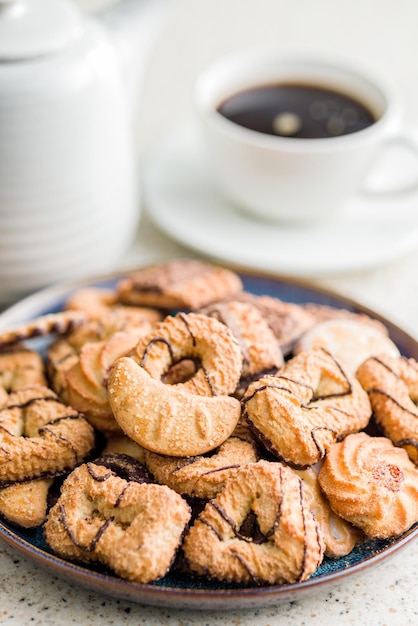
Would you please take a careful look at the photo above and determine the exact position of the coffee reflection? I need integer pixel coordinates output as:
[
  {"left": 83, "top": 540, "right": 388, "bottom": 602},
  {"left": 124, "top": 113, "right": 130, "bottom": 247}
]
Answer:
[{"left": 217, "top": 83, "right": 376, "bottom": 139}]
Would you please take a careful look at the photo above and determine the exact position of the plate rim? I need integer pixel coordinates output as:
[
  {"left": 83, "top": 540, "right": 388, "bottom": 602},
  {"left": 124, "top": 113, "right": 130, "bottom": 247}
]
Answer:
[
  {"left": 0, "top": 263, "right": 417, "bottom": 610},
  {"left": 0, "top": 517, "right": 416, "bottom": 610}
]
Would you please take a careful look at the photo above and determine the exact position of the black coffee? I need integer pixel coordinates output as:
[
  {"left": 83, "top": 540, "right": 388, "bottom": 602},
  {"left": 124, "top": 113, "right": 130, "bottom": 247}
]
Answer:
[{"left": 217, "top": 83, "right": 376, "bottom": 139}]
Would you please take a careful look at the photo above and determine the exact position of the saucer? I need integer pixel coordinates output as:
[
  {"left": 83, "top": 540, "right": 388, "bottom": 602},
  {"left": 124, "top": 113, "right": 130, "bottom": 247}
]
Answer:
[{"left": 144, "top": 125, "right": 418, "bottom": 277}]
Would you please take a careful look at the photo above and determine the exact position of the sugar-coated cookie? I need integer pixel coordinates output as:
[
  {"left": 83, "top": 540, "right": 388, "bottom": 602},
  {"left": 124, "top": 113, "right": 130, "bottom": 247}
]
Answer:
[
  {"left": 0, "top": 385, "right": 95, "bottom": 487},
  {"left": 117, "top": 259, "right": 243, "bottom": 310},
  {"left": 182, "top": 460, "right": 324, "bottom": 584},
  {"left": 44, "top": 462, "right": 191, "bottom": 583},
  {"left": 356, "top": 353, "right": 418, "bottom": 464},
  {"left": 243, "top": 348, "right": 371, "bottom": 467},
  {"left": 144, "top": 431, "right": 259, "bottom": 500},
  {"left": 318, "top": 432, "right": 418, "bottom": 538},
  {"left": 200, "top": 299, "right": 284, "bottom": 396}
]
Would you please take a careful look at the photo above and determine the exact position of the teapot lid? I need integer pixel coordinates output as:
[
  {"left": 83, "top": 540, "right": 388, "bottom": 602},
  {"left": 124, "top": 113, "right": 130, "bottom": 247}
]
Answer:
[{"left": 0, "top": 0, "right": 84, "bottom": 60}]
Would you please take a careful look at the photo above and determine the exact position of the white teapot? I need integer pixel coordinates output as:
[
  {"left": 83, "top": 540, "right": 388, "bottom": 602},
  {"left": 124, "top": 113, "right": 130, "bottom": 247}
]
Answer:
[{"left": 0, "top": 0, "right": 170, "bottom": 304}]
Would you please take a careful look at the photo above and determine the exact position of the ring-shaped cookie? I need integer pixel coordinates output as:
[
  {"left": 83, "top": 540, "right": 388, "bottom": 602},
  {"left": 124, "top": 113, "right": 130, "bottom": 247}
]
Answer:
[
  {"left": 131, "top": 312, "right": 243, "bottom": 397},
  {"left": 242, "top": 348, "right": 372, "bottom": 468},
  {"left": 182, "top": 460, "right": 324, "bottom": 584},
  {"left": 356, "top": 354, "right": 418, "bottom": 464},
  {"left": 44, "top": 461, "right": 191, "bottom": 583}
]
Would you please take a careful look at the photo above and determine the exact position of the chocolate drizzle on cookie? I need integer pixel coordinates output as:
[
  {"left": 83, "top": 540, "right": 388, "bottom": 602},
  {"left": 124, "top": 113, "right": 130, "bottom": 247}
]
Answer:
[
  {"left": 209, "top": 500, "right": 269, "bottom": 545},
  {"left": 230, "top": 549, "right": 263, "bottom": 585},
  {"left": 0, "top": 312, "right": 87, "bottom": 348},
  {"left": 86, "top": 462, "right": 115, "bottom": 482},
  {"left": 310, "top": 425, "right": 339, "bottom": 461},
  {"left": 177, "top": 313, "right": 217, "bottom": 396},
  {"left": 141, "top": 337, "right": 175, "bottom": 367},
  {"left": 199, "top": 515, "right": 223, "bottom": 541},
  {"left": 368, "top": 356, "right": 401, "bottom": 379},
  {"left": 198, "top": 463, "right": 241, "bottom": 479},
  {"left": 0, "top": 393, "right": 67, "bottom": 413},
  {"left": 140, "top": 323, "right": 218, "bottom": 396},
  {"left": 39, "top": 420, "right": 86, "bottom": 464},
  {"left": 59, "top": 502, "right": 114, "bottom": 552},
  {"left": 91, "top": 454, "right": 153, "bottom": 484},
  {"left": 241, "top": 382, "right": 300, "bottom": 405},
  {"left": 396, "top": 438, "right": 418, "bottom": 453},
  {"left": 367, "top": 387, "right": 417, "bottom": 417},
  {"left": 202, "top": 303, "right": 251, "bottom": 366}
]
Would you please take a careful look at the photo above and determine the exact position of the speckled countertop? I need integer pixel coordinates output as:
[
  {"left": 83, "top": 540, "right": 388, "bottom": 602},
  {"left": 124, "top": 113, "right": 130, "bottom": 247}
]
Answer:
[{"left": 1, "top": 0, "right": 418, "bottom": 624}]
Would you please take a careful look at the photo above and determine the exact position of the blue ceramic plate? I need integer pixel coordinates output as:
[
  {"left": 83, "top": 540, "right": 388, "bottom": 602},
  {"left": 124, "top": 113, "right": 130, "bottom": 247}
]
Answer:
[{"left": 0, "top": 267, "right": 417, "bottom": 610}]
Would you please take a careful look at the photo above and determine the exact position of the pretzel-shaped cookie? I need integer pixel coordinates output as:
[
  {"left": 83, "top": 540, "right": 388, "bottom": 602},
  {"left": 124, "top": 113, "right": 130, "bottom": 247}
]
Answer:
[
  {"left": 0, "top": 385, "right": 95, "bottom": 487},
  {"left": 356, "top": 353, "right": 418, "bottom": 464},
  {"left": 182, "top": 460, "right": 324, "bottom": 584},
  {"left": 242, "top": 347, "right": 372, "bottom": 468},
  {"left": 44, "top": 461, "right": 191, "bottom": 583}
]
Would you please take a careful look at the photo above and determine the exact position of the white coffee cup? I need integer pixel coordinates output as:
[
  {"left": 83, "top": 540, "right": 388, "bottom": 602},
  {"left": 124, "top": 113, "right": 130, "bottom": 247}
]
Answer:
[{"left": 194, "top": 48, "right": 418, "bottom": 224}]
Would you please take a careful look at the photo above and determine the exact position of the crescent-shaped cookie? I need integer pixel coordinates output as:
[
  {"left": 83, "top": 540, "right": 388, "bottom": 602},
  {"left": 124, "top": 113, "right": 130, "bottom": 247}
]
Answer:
[{"left": 108, "top": 357, "right": 241, "bottom": 456}]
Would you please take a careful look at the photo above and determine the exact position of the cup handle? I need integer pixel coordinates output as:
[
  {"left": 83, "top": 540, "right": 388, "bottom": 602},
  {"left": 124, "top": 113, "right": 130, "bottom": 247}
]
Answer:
[{"left": 362, "top": 129, "right": 418, "bottom": 196}]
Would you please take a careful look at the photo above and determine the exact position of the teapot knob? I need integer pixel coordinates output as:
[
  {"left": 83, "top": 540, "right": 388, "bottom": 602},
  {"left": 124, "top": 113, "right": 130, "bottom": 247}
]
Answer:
[{"left": 0, "top": 0, "right": 83, "bottom": 60}]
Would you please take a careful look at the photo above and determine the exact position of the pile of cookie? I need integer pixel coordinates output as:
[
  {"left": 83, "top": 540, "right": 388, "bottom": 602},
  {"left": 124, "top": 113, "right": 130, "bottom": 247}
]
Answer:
[{"left": 0, "top": 259, "right": 417, "bottom": 587}]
